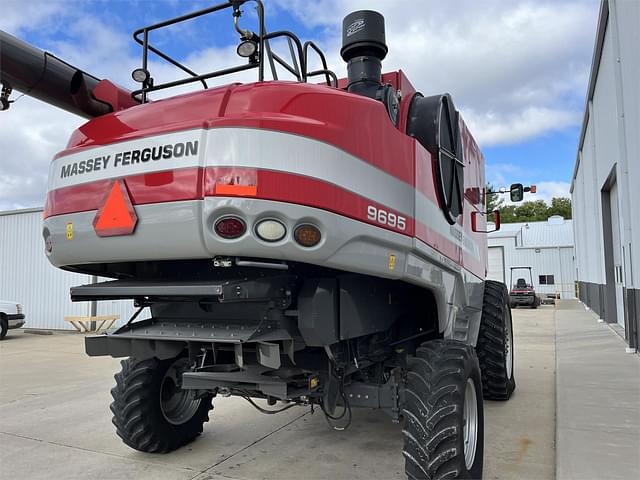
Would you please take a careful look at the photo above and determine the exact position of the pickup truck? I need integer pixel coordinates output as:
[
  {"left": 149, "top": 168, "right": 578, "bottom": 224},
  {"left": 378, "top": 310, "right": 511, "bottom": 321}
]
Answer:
[{"left": 0, "top": 300, "right": 25, "bottom": 339}]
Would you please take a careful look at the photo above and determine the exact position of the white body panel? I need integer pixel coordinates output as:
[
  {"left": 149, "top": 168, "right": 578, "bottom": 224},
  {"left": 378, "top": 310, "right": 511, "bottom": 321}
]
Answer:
[{"left": 44, "top": 128, "right": 487, "bottom": 343}]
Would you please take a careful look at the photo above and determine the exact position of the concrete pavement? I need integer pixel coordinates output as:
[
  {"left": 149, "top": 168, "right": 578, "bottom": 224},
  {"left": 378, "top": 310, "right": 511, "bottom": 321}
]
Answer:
[
  {"left": 0, "top": 307, "right": 557, "bottom": 479},
  {"left": 555, "top": 300, "right": 640, "bottom": 480}
]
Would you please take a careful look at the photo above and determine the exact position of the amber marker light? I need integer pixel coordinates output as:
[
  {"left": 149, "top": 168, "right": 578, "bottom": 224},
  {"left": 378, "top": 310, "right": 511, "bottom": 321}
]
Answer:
[{"left": 294, "top": 224, "right": 321, "bottom": 247}]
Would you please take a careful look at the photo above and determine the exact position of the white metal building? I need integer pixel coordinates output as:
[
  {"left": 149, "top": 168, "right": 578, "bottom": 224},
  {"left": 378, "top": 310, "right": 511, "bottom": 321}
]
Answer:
[
  {"left": 488, "top": 216, "right": 576, "bottom": 299},
  {"left": 0, "top": 208, "right": 137, "bottom": 330},
  {"left": 571, "top": 0, "right": 639, "bottom": 351}
]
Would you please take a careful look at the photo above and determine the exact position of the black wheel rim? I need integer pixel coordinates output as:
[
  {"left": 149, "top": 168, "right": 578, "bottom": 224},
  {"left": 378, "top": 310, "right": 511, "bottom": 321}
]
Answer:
[{"left": 160, "top": 358, "right": 201, "bottom": 425}]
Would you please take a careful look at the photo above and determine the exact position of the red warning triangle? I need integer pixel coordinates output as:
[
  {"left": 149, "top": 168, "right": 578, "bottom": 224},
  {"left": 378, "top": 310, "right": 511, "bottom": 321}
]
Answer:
[{"left": 93, "top": 179, "right": 138, "bottom": 237}]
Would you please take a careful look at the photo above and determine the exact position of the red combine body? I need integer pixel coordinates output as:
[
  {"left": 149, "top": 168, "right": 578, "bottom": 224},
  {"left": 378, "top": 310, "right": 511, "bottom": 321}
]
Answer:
[
  {"left": 44, "top": 73, "right": 487, "bottom": 280},
  {"left": 1, "top": 3, "right": 530, "bottom": 478}
]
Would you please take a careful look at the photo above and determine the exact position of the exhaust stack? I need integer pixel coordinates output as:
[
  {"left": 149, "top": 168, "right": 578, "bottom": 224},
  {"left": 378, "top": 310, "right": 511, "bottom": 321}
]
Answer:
[
  {"left": 340, "top": 10, "right": 388, "bottom": 98},
  {"left": 340, "top": 11, "right": 398, "bottom": 125}
]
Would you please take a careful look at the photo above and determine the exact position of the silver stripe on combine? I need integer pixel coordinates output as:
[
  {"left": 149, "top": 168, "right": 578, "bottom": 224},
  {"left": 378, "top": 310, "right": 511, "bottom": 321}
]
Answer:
[
  {"left": 49, "top": 129, "right": 205, "bottom": 191},
  {"left": 50, "top": 127, "right": 481, "bottom": 259},
  {"left": 205, "top": 128, "right": 416, "bottom": 218},
  {"left": 415, "top": 191, "right": 481, "bottom": 260}
]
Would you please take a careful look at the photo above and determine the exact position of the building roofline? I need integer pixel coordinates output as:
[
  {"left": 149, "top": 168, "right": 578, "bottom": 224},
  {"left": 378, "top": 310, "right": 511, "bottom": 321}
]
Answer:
[
  {"left": 0, "top": 207, "right": 44, "bottom": 217},
  {"left": 489, "top": 232, "right": 519, "bottom": 238},
  {"left": 571, "top": 0, "right": 609, "bottom": 194},
  {"left": 515, "top": 244, "right": 574, "bottom": 250}
]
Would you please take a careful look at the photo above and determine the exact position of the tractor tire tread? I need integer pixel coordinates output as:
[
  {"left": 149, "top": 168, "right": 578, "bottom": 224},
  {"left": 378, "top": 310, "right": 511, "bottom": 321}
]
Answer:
[
  {"left": 0, "top": 314, "right": 8, "bottom": 340},
  {"left": 110, "top": 357, "right": 213, "bottom": 453},
  {"left": 402, "top": 339, "right": 483, "bottom": 480},
  {"left": 477, "top": 280, "right": 516, "bottom": 400}
]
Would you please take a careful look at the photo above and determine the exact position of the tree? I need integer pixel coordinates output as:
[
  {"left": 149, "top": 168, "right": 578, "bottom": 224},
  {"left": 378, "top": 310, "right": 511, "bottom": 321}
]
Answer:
[
  {"left": 500, "top": 204, "right": 518, "bottom": 222},
  {"left": 486, "top": 184, "right": 504, "bottom": 212},
  {"left": 497, "top": 197, "right": 573, "bottom": 223},
  {"left": 484, "top": 183, "right": 573, "bottom": 223},
  {"left": 513, "top": 200, "right": 549, "bottom": 222},
  {"left": 547, "top": 197, "right": 572, "bottom": 219}
]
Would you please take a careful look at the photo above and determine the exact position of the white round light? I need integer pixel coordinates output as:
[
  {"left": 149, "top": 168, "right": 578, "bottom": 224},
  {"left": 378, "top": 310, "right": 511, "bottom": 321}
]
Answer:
[
  {"left": 131, "top": 68, "right": 149, "bottom": 83},
  {"left": 255, "top": 219, "right": 286, "bottom": 242},
  {"left": 237, "top": 40, "right": 257, "bottom": 58}
]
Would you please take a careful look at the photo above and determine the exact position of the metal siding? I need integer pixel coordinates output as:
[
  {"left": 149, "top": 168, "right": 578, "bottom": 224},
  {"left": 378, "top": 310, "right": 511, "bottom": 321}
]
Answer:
[
  {"left": 520, "top": 222, "right": 573, "bottom": 246},
  {"left": 487, "top": 247, "right": 505, "bottom": 283},
  {"left": 573, "top": 166, "right": 586, "bottom": 283},
  {"left": 580, "top": 118, "right": 605, "bottom": 284},
  {"left": 573, "top": 6, "right": 638, "bottom": 293},
  {"left": 488, "top": 219, "right": 576, "bottom": 298},
  {"left": 614, "top": 0, "right": 640, "bottom": 290},
  {"left": 592, "top": 30, "right": 621, "bottom": 182},
  {"left": 489, "top": 220, "right": 574, "bottom": 247},
  {"left": 588, "top": 23, "right": 617, "bottom": 285},
  {"left": 95, "top": 297, "right": 142, "bottom": 329},
  {"left": 0, "top": 210, "right": 91, "bottom": 330},
  {"left": 560, "top": 248, "right": 577, "bottom": 298}
]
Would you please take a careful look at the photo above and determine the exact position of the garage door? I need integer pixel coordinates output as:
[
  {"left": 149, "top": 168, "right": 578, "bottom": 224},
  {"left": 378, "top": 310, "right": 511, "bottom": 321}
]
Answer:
[{"left": 487, "top": 247, "right": 505, "bottom": 283}]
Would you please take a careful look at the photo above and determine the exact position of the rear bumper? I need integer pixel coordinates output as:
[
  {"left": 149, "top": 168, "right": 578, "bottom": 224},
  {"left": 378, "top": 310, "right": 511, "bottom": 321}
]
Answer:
[
  {"left": 6, "top": 314, "right": 25, "bottom": 329},
  {"left": 43, "top": 198, "right": 413, "bottom": 282},
  {"left": 510, "top": 295, "right": 535, "bottom": 306}
]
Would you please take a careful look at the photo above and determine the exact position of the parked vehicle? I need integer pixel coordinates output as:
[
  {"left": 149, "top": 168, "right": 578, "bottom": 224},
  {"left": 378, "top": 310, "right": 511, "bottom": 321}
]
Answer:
[
  {"left": 509, "top": 267, "right": 541, "bottom": 308},
  {"left": 0, "top": 300, "right": 25, "bottom": 340},
  {"left": 2, "top": 2, "right": 533, "bottom": 477}
]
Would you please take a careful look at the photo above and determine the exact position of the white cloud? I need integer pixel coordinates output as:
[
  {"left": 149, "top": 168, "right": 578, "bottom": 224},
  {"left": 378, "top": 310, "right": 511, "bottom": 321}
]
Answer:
[
  {"left": 485, "top": 161, "right": 572, "bottom": 204},
  {"left": 0, "top": 14, "right": 260, "bottom": 211},
  {"left": 0, "top": 0, "right": 598, "bottom": 210},
  {"left": 464, "top": 107, "right": 581, "bottom": 146},
  {"left": 486, "top": 163, "right": 526, "bottom": 189},
  {"left": 274, "top": 0, "right": 598, "bottom": 146},
  {"left": 0, "top": 96, "right": 80, "bottom": 209},
  {"left": 1, "top": 0, "right": 67, "bottom": 35},
  {"left": 489, "top": 178, "right": 572, "bottom": 206},
  {"left": 526, "top": 181, "right": 572, "bottom": 203}
]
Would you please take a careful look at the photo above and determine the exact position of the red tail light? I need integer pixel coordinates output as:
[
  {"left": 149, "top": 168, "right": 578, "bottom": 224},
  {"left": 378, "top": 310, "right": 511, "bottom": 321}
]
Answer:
[{"left": 214, "top": 217, "right": 246, "bottom": 239}]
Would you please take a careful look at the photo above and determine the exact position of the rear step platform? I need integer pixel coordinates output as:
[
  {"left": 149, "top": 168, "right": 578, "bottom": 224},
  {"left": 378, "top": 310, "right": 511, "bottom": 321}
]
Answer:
[
  {"left": 71, "top": 279, "right": 223, "bottom": 301},
  {"left": 71, "top": 275, "right": 295, "bottom": 302}
]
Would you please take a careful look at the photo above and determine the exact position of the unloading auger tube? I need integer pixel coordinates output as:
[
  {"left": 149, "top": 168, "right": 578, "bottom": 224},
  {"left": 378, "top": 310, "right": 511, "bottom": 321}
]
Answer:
[
  {"left": 6, "top": 3, "right": 534, "bottom": 478},
  {"left": 0, "top": 31, "right": 126, "bottom": 117}
]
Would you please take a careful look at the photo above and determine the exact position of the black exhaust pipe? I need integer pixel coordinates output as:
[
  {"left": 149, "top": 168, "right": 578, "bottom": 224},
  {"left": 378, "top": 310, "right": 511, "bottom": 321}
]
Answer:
[
  {"left": 0, "top": 30, "right": 111, "bottom": 118},
  {"left": 340, "top": 11, "right": 399, "bottom": 125},
  {"left": 340, "top": 10, "right": 388, "bottom": 98}
]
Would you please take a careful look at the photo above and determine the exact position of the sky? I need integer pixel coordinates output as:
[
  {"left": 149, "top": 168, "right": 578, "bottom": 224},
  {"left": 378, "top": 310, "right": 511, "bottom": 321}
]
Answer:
[{"left": 0, "top": 0, "right": 600, "bottom": 210}]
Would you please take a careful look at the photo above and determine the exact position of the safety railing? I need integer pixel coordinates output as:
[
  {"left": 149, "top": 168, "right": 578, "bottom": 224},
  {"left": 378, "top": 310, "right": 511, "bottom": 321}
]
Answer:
[{"left": 130, "top": 0, "right": 337, "bottom": 102}]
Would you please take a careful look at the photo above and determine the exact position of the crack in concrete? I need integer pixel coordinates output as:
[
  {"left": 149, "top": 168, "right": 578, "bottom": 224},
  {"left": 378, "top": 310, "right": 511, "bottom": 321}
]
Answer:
[
  {"left": 0, "top": 430, "right": 196, "bottom": 472},
  {"left": 187, "top": 411, "right": 310, "bottom": 480}
]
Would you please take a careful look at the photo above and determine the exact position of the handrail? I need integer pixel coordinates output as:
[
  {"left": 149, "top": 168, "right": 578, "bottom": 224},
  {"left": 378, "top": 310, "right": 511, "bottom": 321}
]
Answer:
[
  {"left": 263, "top": 31, "right": 307, "bottom": 82},
  {"left": 129, "top": 0, "right": 337, "bottom": 101},
  {"left": 303, "top": 41, "right": 337, "bottom": 87},
  {"left": 132, "top": 1, "right": 242, "bottom": 98},
  {"left": 131, "top": 64, "right": 258, "bottom": 98}
]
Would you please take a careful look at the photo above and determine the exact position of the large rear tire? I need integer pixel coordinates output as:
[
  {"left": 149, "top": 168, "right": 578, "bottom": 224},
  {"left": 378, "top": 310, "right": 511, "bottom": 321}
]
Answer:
[
  {"left": 477, "top": 280, "right": 516, "bottom": 400},
  {"left": 110, "top": 356, "right": 213, "bottom": 453},
  {"left": 402, "top": 339, "right": 484, "bottom": 479},
  {"left": 0, "top": 314, "right": 8, "bottom": 340},
  {"left": 530, "top": 296, "right": 540, "bottom": 309}
]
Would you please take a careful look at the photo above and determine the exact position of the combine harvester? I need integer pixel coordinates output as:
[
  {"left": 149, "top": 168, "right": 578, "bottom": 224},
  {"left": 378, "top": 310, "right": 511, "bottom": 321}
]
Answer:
[{"left": 1, "top": 2, "right": 533, "bottom": 477}]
